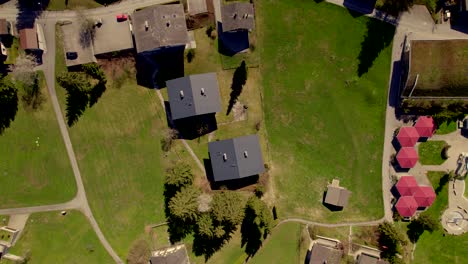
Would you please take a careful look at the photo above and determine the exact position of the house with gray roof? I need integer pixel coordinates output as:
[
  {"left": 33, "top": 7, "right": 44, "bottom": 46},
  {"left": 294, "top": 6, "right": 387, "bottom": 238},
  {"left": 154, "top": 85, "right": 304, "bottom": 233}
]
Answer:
[
  {"left": 357, "top": 253, "right": 388, "bottom": 264},
  {"left": 309, "top": 244, "right": 342, "bottom": 264},
  {"left": 149, "top": 244, "right": 189, "bottom": 264},
  {"left": 221, "top": 2, "right": 255, "bottom": 32},
  {"left": 167, "top": 73, "right": 221, "bottom": 120},
  {"left": 324, "top": 179, "right": 351, "bottom": 208},
  {"left": 133, "top": 4, "right": 189, "bottom": 53},
  {"left": 208, "top": 135, "right": 264, "bottom": 182}
]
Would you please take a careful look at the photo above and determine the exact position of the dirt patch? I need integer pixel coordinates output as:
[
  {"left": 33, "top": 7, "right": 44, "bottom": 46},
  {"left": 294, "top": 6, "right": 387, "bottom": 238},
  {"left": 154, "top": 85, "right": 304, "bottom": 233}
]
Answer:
[
  {"left": 233, "top": 101, "right": 247, "bottom": 121},
  {"left": 97, "top": 52, "right": 136, "bottom": 89}
]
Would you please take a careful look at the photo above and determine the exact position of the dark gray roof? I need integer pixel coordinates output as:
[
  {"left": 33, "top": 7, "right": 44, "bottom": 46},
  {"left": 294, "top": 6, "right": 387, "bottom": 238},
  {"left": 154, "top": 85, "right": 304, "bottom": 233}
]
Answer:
[
  {"left": 358, "top": 253, "right": 380, "bottom": 264},
  {"left": 149, "top": 245, "right": 189, "bottom": 264},
  {"left": 325, "top": 186, "right": 351, "bottom": 207},
  {"left": 208, "top": 135, "right": 264, "bottom": 182},
  {"left": 133, "top": 4, "right": 188, "bottom": 53},
  {"left": 167, "top": 73, "right": 221, "bottom": 120},
  {"left": 309, "top": 244, "right": 342, "bottom": 264},
  {"left": 221, "top": 2, "right": 255, "bottom": 32}
]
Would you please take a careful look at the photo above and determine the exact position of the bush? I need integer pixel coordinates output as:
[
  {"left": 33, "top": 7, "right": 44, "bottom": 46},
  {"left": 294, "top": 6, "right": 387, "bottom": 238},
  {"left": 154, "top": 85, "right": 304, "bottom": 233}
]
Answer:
[
  {"left": 186, "top": 49, "right": 195, "bottom": 63},
  {"left": 254, "top": 185, "right": 265, "bottom": 198},
  {"left": 441, "top": 144, "right": 450, "bottom": 160},
  {"left": 161, "top": 128, "right": 178, "bottom": 152}
]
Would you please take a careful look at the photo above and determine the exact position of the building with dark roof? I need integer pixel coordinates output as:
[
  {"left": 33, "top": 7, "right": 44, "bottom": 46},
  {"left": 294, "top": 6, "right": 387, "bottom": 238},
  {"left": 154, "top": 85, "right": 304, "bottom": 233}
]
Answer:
[
  {"left": 149, "top": 244, "right": 189, "bottom": 264},
  {"left": 309, "top": 244, "right": 342, "bottom": 264},
  {"left": 0, "top": 19, "right": 10, "bottom": 35},
  {"left": 357, "top": 253, "right": 388, "bottom": 264},
  {"left": 221, "top": 2, "right": 255, "bottom": 32},
  {"left": 324, "top": 179, "right": 351, "bottom": 208},
  {"left": 208, "top": 135, "right": 264, "bottom": 182},
  {"left": 167, "top": 73, "right": 221, "bottom": 120},
  {"left": 133, "top": 4, "right": 188, "bottom": 53},
  {"left": 19, "top": 26, "right": 38, "bottom": 50}
]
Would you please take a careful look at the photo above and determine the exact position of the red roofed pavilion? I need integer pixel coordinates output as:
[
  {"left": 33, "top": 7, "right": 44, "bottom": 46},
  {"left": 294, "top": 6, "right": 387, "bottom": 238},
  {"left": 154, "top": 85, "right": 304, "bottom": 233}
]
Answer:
[
  {"left": 396, "top": 147, "right": 419, "bottom": 168},
  {"left": 414, "top": 116, "right": 435, "bottom": 138},
  {"left": 395, "top": 196, "right": 418, "bottom": 217},
  {"left": 397, "top": 127, "right": 420, "bottom": 147},
  {"left": 413, "top": 186, "right": 436, "bottom": 207},
  {"left": 396, "top": 176, "right": 419, "bottom": 196}
]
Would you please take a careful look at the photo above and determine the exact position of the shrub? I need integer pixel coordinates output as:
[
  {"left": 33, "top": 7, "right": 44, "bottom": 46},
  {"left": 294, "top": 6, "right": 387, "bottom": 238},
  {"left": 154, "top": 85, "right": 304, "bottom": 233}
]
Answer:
[
  {"left": 254, "top": 185, "right": 265, "bottom": 198},
  {"left": 441, "top": 144, "right": 450, "bottom": 160},
  {"left": 161, "top": 128, "right": 178, "bottom": 152},
  {"left": 186, "top": 49, "right": 195, "bottom": 63}
]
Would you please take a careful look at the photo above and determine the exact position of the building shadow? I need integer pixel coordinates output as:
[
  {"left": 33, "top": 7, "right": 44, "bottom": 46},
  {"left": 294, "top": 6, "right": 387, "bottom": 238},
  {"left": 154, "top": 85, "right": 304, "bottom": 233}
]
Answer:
[
  {"left": 304, "top": 249, "right": 312, "bottom": 264},
  {"left": 322, "top": 191, "right": 344, "bottom": 212},
  {"left": 16, "top": 0, "right": 50, "bottom": 30},
  {"left": 135, "top": 45, "right": 185, "bottom": 89},
  {"left": 450, "top": 10, "right": 468, "bottom": 34},
  {"left": 461, "top": 129, "right": 468, "bottom": 138},
  {"left": 391, "top": 137, "right": 401, "bottom": 152},
  {"left": 210, "top": 175, "right": 259, "bottom": 190},
  {"left": 392, "top": 162, "right": 410, "bottom": 173},
  {"left": 173, "top": 114, "right": 218, "bottom": 140},
  {"left": 343, "top": 0, "right": 376, "bottom": 17},
  {"left": 217, "top": 22, "right": 249, "bottom": 56},
  {"left": 390, "top": 185, "right": 400, "bottom": 199},
  {"left": 388, "top": 60, "right": 402, "bottom": 108}
]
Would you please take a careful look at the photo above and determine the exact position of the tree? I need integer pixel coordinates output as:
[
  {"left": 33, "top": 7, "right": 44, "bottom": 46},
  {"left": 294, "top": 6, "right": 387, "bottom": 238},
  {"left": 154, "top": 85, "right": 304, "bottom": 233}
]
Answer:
[
  {"left": 161, "top": 128, "right": 178, "bottom": 152},
  {"left": 378, "top": 222, "right": 406, "bottom": 260},
  {"left": 168, "top": 186, "right": 201, "bottom": 222},
  {"left": 8, "top": 54, "right": 38, "bottom": 87},
  {"left": 165, "top": 162, "right": 194, "bottom": 190},
  {"left": 79, "top": 18, "right": 96, "bottom": 48},
  {"left": 57, "top": 72, "right": 92, "bottom": 92},
  {"left": 210, "top": 191, "right": 246, "bottom": 227},
  {"left": 0, "top": 77, "right": 18, "bottom": 134},
  {"left": 227, "top": 61, "right": 248, "bottom": 115},
  {"left": 241, "top": 196, "right": 274, "bottom": 256},
  {"left": 127, "top": 239, "right": 150, "bottom": 264},
  {"left": 380, "top": 0, "right": 414, "bottom": 15},
  {"left": 407, "top": 213, "right": 439, "bottom": 242},
  {"left": 197, "top": 213, "right": 214, "bottom": 238}
]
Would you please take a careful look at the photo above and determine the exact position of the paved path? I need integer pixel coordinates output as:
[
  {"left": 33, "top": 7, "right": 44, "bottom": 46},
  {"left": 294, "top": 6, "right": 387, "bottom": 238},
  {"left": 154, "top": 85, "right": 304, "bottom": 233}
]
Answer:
[{"left": 277, "top": 218, "right": 382, "bottom": 228}]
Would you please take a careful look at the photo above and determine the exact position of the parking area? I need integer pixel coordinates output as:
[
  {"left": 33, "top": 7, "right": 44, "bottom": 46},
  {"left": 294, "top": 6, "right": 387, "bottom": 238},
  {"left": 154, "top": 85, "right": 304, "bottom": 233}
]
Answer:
[
  {"left": 89, "top": 13, "right": 134, "bottom": 55},
  {"left": 61, "top": 22, "right": 96, "bottom": 67}
]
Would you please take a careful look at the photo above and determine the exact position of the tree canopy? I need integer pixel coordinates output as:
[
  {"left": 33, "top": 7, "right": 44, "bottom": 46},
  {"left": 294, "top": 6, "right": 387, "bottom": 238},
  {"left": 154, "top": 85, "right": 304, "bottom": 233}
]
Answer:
[
  {"left": 210, "top": 191, "right": 246, "bottom": 226},
  {"left": 378, "top": 222, "right": 406, "bottom": 261},
  {"left": 168, "top": 186, "right": 201, "bottom": 222},
  {"left": 241, "top": 196, "right": 274, "bottom": 256}
]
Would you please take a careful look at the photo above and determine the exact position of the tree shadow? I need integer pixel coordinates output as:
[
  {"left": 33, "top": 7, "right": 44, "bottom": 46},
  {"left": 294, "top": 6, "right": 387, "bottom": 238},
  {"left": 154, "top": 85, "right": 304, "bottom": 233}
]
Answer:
[
  {"left": 357, "top": 19, "right": 395, "bottom": 76},
  {"left": 378, "top": 0, "right": 413, "bottom": 16},
  {"left": 16, "top": 0, "right": 50, "bottom": 30},
  {"left": 65, "top": 87, "right": 89, "bottom": 127},
  {"left": 406, "top": 220, "right": 424, "bottom": 243},
  {"left": 21, "top": 75, "right": 45, "bottom": 111},
  {"left": 227, "top": 61, "right": 247, "bottom": 115},
  {"left": 435, "top": 173, "right": 449, "bottom": 195},
  {"left": 192, "top": 233, "right": 229, "bottom": 261},
  {"left": 0, "top": 86, "right": 18, "bottom": 134},
  {"left": 240, "top": 206, "right": 262, "bottom": 257},
  {"left": 88, "top": 81, "right": 106, "bottom": 107}
]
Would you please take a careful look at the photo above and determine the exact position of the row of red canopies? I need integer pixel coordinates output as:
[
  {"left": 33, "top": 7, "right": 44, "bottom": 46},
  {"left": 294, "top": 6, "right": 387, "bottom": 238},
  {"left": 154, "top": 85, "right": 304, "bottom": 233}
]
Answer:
[
  {"left": 395, "top": 116, "right": 436, "bottom": 169},
  {"left": 395, "top": 176, "right": 436, "bottom": 217}
]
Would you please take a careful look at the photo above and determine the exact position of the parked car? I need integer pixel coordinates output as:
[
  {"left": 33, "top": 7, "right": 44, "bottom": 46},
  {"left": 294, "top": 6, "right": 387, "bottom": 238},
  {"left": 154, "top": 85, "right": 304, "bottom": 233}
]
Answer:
[{"left": 116, "top": 14, "right": 128, "bottom": 22}]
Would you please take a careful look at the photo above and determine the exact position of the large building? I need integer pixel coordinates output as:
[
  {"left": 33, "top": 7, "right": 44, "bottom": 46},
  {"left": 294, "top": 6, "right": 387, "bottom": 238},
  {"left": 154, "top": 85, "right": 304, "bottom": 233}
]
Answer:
[
  {"left": 400, "top": 39, "right": 468, "bottom": 98},
  {"left": 208, "top": 135, "right": 264, "bottom": 182},
  {"left": 133, "top": 4, "right": 189, "bottom": 53}
]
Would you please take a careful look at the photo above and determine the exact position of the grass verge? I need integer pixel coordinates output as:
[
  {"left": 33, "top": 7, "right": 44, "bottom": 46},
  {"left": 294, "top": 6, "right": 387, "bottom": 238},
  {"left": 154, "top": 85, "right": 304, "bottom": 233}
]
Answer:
[
  {"left": 47, "top": 0, "right": 102, "bottom": 10},
  {"left": 418, "top": 140, "right": 448, "bottom": 165}
]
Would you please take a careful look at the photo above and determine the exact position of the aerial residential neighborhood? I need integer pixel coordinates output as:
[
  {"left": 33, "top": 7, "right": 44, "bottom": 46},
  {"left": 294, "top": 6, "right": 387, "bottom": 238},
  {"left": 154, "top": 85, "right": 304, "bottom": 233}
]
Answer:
[{"left": 0, "top": 0, "right": 466, "bottom": 263}]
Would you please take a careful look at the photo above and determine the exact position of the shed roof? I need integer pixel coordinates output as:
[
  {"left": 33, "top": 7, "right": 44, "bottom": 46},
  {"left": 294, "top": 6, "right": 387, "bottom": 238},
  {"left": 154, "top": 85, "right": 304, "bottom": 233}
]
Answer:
[
  {"left": 413, "top": 185, "right": 436, "bottom": 207},
  {"left": 396, "top": 147, "right": 419, "bottom": 169},
  {"left": 358, "top": 253, "right": 380, "bottom": 264},
  {"left": 414, "top": 116, "right": 435, "bottom": 138},
  {"left": 19, "top": 26, "right": 38, "bottom": 50},
  {"left": 91, "top": 14, "right": 134, "bottom": 55},
  {"left": 309, "top": 244, "right": 342, "bottom": 264},
  {"left": 208, "top": 135, "right": 264, "bottom": 182},
  {"left": 395, "top": 196, "right": 418, "bottom": 217},
  {"left": 396, "top": 176, "right": 418, "bottom": 196},
  {"left": 221, "top": 2, "right": 255, "bottom": 32},
  {"left": 187, "top": 0, "right": 208, "bottom": 15},
  {"left": 325, "top": 186, "right": 351, "bottom": 207},
  {"left": 0, "top": 19, "right": 9, "bottom": 35},
  {"left": 167, "top": 73, "right": 221, "bottom": 120},
  {"left": 133, "top": 4, "right": 188, "bottom": 53},
  {"left": 149, "top": 244, "right": 189, "bottom": 264},
  {"left": 397, "top": 127, "right": 419, "bottom": 147}
]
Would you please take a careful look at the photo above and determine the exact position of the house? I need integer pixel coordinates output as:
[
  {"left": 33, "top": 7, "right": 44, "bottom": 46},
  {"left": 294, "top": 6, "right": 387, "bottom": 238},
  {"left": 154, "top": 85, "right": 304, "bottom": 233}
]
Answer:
[
  {"left": 61, "top": 22, "right": 97, "bottom": 67},
  {"left": 133, "top": 4, "right": 189, "bottom": 54},
  {"left": 324, "top": 179, "right": 351, "bottom": 208},
  {"left": 221, "top": 2, "right": 255, "bottom": 32},
  {"left": 400, "top": 39, "right": 468, "bottom": 98},
  {"left": 19, "top": 26, "right": 39, "bottom": 50},
  {"left": 208, "top": 135, "right": 264, "bottom": 182},
  {"left": 166, "top": 72, "right": 221, "bottom": 120},
  {"left": 356, "top": 253, "right": 388, "bottom": 264},
  {"left": 309, "top": 243, "right": 342, "bottom": 264},
  {"left": 0, "top": 19, "right": 11, "bottom": 36},
  {"left": 90, "top": 13, "right": 134, "bottom": 56},
  {"left": 149, "top": 244, "right": 189, "bottom": 264},
  {"left": 187, "top": 0, "right": 209, "bottom": 15}
]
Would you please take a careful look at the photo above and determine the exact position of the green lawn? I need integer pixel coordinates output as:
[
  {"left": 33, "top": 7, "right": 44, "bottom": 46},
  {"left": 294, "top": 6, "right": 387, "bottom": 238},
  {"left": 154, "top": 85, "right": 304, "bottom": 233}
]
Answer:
[
  {"left": 418, "top": 140, "right": 448, "bottom": 165},
  {"left": 413, "top": 171, "right": 468, "bottom": 264},
  {"left": 249, "top": 223, "right": 303, "bottom": 264},
  {"left": 0, "top": 72, "right": 76, "bottom": 208},
  {"left": 5, "top": 211, "right": 113, "bottom": 264},
  {"left": 436, "top": 120, "right": 457, "bottom": 135},
  {"left": 4, "top": 37, "right": 20, "bottom": 65},
  {"left": 259, "top": 1, "right": 393, "bottom": 221},
  {"left": 47, "top": 0, "right": 102, "bottom": 10}
]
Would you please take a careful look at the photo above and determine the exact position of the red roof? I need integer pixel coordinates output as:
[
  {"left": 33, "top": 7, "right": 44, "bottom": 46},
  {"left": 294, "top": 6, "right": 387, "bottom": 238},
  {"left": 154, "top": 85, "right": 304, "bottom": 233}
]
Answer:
[
  {"left": 395, "top": 196, "right": 418, "bottom": 217},
  {"left": 396, "top": 147, "right": 419, "bottom": 168},
  {"left": 414, "top": 116, "right": 435, "bottom": 138},
  {"left": 397, "top": 127, "right": 420, "bottom": 147},
  {"left": 413, "top": 186, "right": 436, "bottom": 207},
  {"left": 396, "top": 176, "right": 418, "bottom": 196}
]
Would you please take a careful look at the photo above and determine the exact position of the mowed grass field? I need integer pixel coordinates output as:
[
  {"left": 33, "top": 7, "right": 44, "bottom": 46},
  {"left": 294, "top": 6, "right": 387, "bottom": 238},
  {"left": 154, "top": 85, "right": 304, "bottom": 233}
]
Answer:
[
  {"left": 0, "top": 74, "right": 76, "bottom": 208},
  {"left": 6, "top": 211, "right": 113, "bottom": 263},
  {"left": 47, "top": 0, "right": 102, "bottom": 11},
  {"left": 258, "top": 0, "right": 393, "bottom": 221},
  {"left": 249, "top": 223, "right": 303, "bottom": 264}
]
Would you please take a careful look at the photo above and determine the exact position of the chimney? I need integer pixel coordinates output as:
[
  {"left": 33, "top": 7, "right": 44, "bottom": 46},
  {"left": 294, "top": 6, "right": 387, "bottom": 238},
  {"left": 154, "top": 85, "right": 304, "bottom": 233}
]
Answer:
[
  {"left": 201, "top": 88, "right": 205, "bottom": 96},
  {"left": 223, "top": 153, "right": 227, "bottom": 161},
  {"left": 179, "top": 90, "right": 184, "bottom": 99},
  {"left": 244, "top": 151, "right": 248, "bottom": 158},
  {"left": 144, "top": 21, "right": 149, "bottom": 31}
]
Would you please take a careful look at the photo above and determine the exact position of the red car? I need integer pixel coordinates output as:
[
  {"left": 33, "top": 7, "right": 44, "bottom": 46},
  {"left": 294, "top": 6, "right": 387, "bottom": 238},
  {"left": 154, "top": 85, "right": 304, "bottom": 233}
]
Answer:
[{"left": 116, "top": 14, "right": 128, "bottom": 22}]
